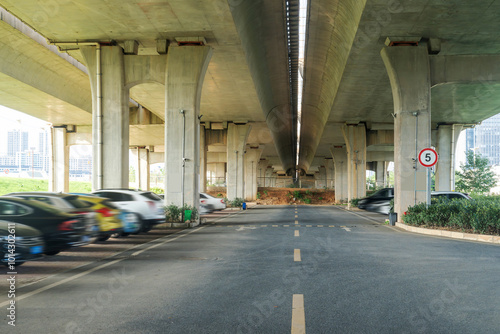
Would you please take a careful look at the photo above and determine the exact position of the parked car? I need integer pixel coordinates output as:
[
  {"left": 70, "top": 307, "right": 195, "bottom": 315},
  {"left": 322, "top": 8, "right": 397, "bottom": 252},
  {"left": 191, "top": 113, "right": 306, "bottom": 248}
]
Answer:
[
  {"left": 0, "top": 197, "right": 93, "bottom": 255},
  {"left": 431, "top": 191, "right": 472, "bottom": 200},
  {"left": 6, "top": 192, "right": 99, "bottom": 237},
  {"left": 357, "top": 187, "right": 394, "bottom": 215},
  {"left": 0, "top": 220, "right": 45, "bottom": 266},
  {"left": 91, "top": 189, "right": 165, "bottom": 232},
  {"left": 200, "top": 193, "right": 226, "bottom": 211},
  {"left": 71, "top": 194, "right": 124, "bottom": 241}
]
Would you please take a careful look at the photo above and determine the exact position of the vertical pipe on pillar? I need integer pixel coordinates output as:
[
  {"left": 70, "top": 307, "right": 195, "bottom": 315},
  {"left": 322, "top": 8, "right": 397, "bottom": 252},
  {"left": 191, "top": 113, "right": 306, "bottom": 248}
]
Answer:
[
  {"left": 96, "top": 44, "right": 103, "bottom": 190},
  {"left": 235, "top": 151, "right": 239, "bottom": 196},
  {"left": 451, "top": 125, "right": 455, "bottom": 191},
  {"left": 180, "top": 109, "right": 186, "bottom": 213},
  {"left": 414, "top": 112, "right": 418, "bottom": 205}
]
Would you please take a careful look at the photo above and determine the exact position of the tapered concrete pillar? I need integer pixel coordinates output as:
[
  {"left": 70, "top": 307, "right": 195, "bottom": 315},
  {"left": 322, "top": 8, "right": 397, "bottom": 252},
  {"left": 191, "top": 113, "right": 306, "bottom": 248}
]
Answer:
[
  {"left": 227, "top": 123, "right": 251, "bottom": 200},
  {"left": 134, "top": 148, "right": 150, "bottom": 191},
  {"left": 381, "top": 46, "right": 431, "bottom": 215},
  {"left": 342, "top": 124, "right": 367, "bottom": 201},
  {"left": 49, "top": 127, "right": 69, "bottom": 192},
  {"left": 331, "top": 146, "right": 348, "bottom": 203},
  {"left": 81, "top": 45, "right": 129, "bottom": 190},
  {"left": 200, "top": 124, "right": 207, "bottom": 192},
  {"left": 375, "top": 161, "right": 386, "bottom": 188},
  {"left": 244, "top": 146, "right": 263, "bottom": 200},
  {"left": 164, "top": 45, "right": 213, "bottom": 209}
]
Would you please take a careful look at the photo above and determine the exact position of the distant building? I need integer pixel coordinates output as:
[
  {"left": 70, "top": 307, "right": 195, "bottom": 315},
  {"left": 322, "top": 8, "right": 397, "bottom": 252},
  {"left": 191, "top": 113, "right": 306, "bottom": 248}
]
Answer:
[
  {"left": 465, "top": 113, "right": 500, "bottom": 166},
  {"left": 7, "top": 130, "right": 28, "bottom": 156}
]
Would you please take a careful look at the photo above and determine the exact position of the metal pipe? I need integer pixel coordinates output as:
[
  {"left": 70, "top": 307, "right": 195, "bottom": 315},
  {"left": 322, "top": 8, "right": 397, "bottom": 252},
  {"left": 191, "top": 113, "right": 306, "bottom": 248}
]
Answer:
[
  {"left": 96, "top": 43, "right": 103, "bottom": 190},
  {"left": 180, "top": 109, "right": 186, "bottom": 217},
  {"left": 451, "top": 124, "right": 456, "bottom": 191}
]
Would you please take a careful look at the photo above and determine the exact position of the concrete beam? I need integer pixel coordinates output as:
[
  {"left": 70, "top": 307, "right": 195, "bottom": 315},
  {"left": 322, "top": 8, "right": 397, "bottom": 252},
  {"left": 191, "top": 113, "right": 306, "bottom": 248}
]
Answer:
[{"left": 430, "top": 54, "right": 500, "bottom": 87}]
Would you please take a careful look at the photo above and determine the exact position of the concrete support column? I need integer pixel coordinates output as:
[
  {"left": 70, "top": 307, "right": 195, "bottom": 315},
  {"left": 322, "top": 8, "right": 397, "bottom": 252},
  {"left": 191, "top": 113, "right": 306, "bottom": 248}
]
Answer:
[
  {"left": 257, "top": 159, "right": 268, "bottom": 187},
  {"left": 227, "top": 123, "right": 251, "bottom": 200},
  {"left": 384, "top": 161, "right": 391, "bottom": 187},
  {"left": 325, "top": 159, "right": 335, "bottom": 189},
  {"left": 342, "top": 124, "right": 367, "bottom": 201},
  {"left": 136, "top": 148, "right": 150, "bottom": 191},
  {"left": 375, "top": 161, "right": 386, "bottom": 188},
  {"left": 435, "top": 125, "right": 463, "bottom": 191},
  {"left": 315, "top": 166, "right": 327, "bottom": 189},
  {"left": 265, "top": 167, "right": 274, "bottom": 187},
  {"left": 244, "top": 147, "right": 263, "bottom": 200},
  {"left": 200, "top": 124, "right": 207, "bottom": 192},
  {"left": 81, "top": 45, "right": 130, "bottom": 190},
  {"left": 381, "top": 46, "right": 431, "bottom": 216},
  {"left": 164, "top": 45, "right": 213, "bottom": 209},
  {"left": 49, "top": 127, "right": 69, "bottom": 193},
  {"left": 272, "top": 172, "right": 278, "bottom": 187},
  {"left": 331, "top": 146, "right": 348, "bottom": 203}
]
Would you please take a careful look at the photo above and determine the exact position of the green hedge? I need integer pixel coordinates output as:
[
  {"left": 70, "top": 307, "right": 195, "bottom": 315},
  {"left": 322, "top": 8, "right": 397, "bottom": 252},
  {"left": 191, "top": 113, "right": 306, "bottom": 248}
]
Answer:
[{"left": 402, "top": 196, "right": 500, "bottom": 235}]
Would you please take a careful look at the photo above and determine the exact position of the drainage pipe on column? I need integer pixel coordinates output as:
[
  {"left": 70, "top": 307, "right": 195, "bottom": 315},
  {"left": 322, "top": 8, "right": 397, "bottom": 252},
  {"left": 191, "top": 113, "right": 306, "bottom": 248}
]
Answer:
[
  {"left": 180, "top": 109, "right": 186, "bottom": 221},
  {"left": 451, "top": 125, "right": 455, "bottom": 191},
  {"left": 96, "top": 44, "right": 103, "bottom": 190}
]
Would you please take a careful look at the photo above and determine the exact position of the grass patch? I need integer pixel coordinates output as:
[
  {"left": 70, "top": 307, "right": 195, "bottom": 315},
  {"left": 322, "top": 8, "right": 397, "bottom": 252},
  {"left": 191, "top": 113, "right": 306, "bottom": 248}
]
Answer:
[{"left": 0, "top": 177, "right": 92, "bottom": 195}]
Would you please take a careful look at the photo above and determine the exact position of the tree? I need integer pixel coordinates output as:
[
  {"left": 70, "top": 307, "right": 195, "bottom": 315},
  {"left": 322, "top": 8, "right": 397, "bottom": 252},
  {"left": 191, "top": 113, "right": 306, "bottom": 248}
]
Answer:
[{"left": 455, "top": 150, "right": 497, "bottom": 194}]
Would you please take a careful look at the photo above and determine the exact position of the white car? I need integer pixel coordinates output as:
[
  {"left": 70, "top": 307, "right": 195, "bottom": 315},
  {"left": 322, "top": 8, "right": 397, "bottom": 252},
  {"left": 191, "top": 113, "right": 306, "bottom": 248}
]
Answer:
[
  {"left": 92, "top": 189, "right": 165, "bottom": 232},
  {"left": 200, "top": 193, "right": 226, "bottom": 211}
]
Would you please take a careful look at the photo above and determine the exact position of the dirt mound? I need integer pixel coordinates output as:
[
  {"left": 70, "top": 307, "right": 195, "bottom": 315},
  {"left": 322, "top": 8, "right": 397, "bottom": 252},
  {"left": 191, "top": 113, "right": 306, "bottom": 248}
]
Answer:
[
  {"left": 205, "top": 187, "right": 336, "bottom": 205},
  {"left": 256, "top": 188, "right": 335, "bottom": 205}
]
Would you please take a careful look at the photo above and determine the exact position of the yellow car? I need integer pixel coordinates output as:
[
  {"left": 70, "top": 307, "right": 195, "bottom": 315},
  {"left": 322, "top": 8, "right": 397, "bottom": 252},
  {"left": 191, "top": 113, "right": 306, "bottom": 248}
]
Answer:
[{"left": 73, "top": 194, "right": 124, "bottom": 242}]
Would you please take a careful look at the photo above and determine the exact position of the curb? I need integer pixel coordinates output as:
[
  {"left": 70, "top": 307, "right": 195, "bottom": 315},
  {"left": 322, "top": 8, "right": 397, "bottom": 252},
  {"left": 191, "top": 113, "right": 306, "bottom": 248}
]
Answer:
[{"left": 395, "top": 222, "right": 500, "bottom": 245}]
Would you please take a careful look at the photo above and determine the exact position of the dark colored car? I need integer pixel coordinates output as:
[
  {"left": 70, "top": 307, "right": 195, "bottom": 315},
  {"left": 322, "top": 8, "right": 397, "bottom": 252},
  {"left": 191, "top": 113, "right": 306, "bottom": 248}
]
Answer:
[
  {"left": 0, "top": 197, "right": 93, "bottom": 255},
  {"left": 357, "top": 187, "right": 394, "bottom": 215},
  {"left": 6, "top": 192, "right": 99, "bottom": 236},
  {"left": 1, "top": 220, "right": 45, "bottom": 266}
]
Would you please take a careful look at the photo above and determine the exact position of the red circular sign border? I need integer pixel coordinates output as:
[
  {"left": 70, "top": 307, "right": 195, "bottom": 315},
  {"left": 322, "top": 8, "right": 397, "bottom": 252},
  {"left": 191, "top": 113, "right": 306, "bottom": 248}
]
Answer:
[{"left": 418, "top": 148, "right": 438, "bottom": 167}]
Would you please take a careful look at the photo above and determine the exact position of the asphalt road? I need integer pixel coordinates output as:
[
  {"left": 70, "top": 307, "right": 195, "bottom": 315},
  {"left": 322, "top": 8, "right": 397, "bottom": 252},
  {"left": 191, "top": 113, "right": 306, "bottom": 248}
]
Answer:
[{"left": 2, "top": 205, "right": 499, "bottom": 333}]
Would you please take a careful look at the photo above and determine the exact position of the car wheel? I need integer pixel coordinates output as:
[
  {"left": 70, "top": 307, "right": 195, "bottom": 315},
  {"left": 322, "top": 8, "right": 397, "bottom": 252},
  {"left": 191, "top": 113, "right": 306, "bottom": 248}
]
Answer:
[
  {"left": 132, "top": 215, "right": 144, "bottom": 234},
  {"left": 45, "top": 250, "right": 60, "bottom": 256},
  {"left": 141, "top": 221, "right": 152, "bottom": 233},
  {"left": 96, "top": 234, "right": 110, "bottom": 242}
]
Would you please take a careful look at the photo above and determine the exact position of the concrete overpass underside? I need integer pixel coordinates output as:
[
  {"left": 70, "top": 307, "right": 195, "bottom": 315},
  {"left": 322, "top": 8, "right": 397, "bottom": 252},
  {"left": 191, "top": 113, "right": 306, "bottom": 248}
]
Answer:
[{"left": 0, "top": 0, "right": 500, "bottom": 217}]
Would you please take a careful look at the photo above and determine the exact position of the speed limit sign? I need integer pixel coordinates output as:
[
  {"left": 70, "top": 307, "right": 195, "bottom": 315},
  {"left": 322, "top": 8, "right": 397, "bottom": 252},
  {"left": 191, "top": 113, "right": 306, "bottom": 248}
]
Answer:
[{"left": 418, "top": 148, "right": 438, "bottom": 167}]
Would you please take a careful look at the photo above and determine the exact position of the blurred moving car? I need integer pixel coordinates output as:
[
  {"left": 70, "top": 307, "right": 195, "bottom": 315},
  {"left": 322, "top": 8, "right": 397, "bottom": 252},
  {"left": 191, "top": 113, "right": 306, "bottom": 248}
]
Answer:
[
  {"left": 72, "top": 194, "right": 124, "bottom": 241},
  {"left": 6, "top": 192, "right": 99, "bottom": 236},
  {"left": 200, "top": 193, "right": 226, "bottom": 211},
  {"left": 0, "top": 197, "right": 93, "bottom": 255},
  {"left": 92, "top": 189, "right": 165, "bottom": 232},
  {"left": 357, "top": 188, "right": 394, "bottom": 215},
  {"left": 0, "top": 220, "right": 44, "bottom": 266},
  {"left": 116, "top": 210, "right": 142, "bottom": 236}
]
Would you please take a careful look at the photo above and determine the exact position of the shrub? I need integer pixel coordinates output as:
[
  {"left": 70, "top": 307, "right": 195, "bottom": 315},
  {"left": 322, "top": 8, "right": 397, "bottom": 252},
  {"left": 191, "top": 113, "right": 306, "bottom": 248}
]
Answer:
[
  {"left": 256, "top": 192, "right": 261, "bottom": 199},
  {"left": 165, "top": 204, "right": 182, "bottom": 222},
  {"left": 402, "top": 196, "right": 500, "bottom": 235},
  {"left": 230, "top": 197, "right": 244, "bottom": 208},
  {"left": 318, "top": 197, "right": 323, "bottom": 200},
  {"left": 165, "top": 203, "right": 199, "bottom": 222},
  {"left": 350, "top": 198, "right": 360, "bottom": 207},
  {"left": 304, "top": 198, "right": 311, "bottom": 204}
]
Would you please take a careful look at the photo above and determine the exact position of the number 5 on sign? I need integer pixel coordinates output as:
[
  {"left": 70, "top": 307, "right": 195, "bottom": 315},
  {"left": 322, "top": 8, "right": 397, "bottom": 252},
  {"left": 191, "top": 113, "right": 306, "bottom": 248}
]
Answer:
[{"left": 418, "top": 148, "right": 438, "bottom": 167}]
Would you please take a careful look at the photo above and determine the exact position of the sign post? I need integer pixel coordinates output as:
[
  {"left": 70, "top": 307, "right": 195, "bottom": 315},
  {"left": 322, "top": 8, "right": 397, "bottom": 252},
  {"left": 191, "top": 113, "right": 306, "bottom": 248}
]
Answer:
[{"left": 418, "top": 148, "right": 438, "bottom": 208}]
